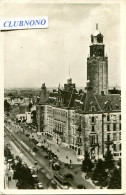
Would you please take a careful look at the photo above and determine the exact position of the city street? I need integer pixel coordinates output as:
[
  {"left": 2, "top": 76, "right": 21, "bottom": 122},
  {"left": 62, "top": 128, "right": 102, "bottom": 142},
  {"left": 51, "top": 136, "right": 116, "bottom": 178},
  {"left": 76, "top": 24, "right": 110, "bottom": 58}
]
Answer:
[
  {"left": 4, "top": 120, "right": 95, "bottom": 189},
  {"left": 4, "top": 127, "right": 53, "bottom": 189}
]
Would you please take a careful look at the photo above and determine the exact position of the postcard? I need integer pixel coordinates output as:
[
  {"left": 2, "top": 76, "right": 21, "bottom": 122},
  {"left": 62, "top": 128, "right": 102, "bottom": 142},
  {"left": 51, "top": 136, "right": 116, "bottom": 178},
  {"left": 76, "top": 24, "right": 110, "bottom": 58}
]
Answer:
[{"left": 0, "top": 0, "right": 126, "bottom": 194}]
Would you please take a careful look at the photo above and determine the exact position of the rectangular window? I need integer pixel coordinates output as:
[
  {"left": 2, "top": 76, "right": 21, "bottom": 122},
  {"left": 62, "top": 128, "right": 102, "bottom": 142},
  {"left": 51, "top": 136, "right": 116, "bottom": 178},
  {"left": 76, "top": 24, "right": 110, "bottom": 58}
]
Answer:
[
  {"left": 119, "top": 144, "right": 121, "bottom": 150},
  {"left": 119, "top": 132, "right": 121, "bottom": 140},
  {"left": 107, "top": 115, "right": 110, "bottom": 121},
  {"left": 119, "top": 115, "right": 121, "bottom": 120},
  {"left": 113, "top": 144, "right": 117, "bottom": 151},
  {"left": 107, "top": 124, "right": 110, "bottom": 131},
  {"left": 107, "top": 134, "right": 110, "bottom": 141},
  {"left": 113, "top": 123, "right": 116, "bottom": 131},
  {"left": 92, "top": 126, "right": 95, "bottom": 132},
  {"left": 91, "top": 106, "right": 95, "bottom": 112},
  {"left": 113, "top": 133, "right": 117, "bottom": 141},
  {"left": 119, "top": 123, "right": 121, "bottom": 130},
  {"left": 90, "top": 134, "right": 98, "bottom": 145},
  {"left": 113, "top": 115, "right": 116, "bottom": 121},
  {"left": 92, "top": 116, "right": 95, "bottom": 123}
]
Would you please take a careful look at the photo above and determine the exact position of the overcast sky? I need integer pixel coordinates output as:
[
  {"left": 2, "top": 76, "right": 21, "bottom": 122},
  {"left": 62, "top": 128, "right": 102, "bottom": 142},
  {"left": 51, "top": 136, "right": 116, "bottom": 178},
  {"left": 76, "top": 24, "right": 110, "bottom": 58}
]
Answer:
[{"left": 3, "top": 2, "right": 121, "bottom": 88}]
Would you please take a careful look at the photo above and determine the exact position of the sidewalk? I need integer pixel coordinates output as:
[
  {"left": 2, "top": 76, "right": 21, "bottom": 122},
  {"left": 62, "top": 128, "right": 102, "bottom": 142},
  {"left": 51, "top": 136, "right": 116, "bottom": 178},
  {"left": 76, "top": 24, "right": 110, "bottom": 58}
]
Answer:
[
  {"left": 5, "top": 122, "right": 95, "bottom": 189},
  {"left": 31, "top": 132, "right": 82, "bottom": 164},
  {"left": 7, "top": 121, "right": 83, "bottom": 165},
  {"left": 4, "top": 165, "right": 18, "bottom": 189}
]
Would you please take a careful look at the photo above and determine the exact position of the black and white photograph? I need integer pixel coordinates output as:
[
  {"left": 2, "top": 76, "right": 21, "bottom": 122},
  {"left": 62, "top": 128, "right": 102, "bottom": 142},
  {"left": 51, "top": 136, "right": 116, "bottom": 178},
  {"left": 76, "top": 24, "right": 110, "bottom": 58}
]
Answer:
[{"left": 1, "top": 0, "right": 126, "bottom": 193}]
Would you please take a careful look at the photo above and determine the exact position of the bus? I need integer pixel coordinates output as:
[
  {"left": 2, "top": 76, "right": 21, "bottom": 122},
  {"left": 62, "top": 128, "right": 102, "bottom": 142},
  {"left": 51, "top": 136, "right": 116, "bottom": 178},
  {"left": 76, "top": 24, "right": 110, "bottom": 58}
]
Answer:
[{"left": 54, "top": 174, "right": 69, "bottom": 189}]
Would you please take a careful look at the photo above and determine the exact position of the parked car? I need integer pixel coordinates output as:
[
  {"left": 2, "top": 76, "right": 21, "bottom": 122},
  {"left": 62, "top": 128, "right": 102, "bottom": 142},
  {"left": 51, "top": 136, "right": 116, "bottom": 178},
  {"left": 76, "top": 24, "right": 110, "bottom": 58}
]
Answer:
[
  {"left": 44, "top": 155, "right": 50, "bottom": 159},
  {"left": 32, "top": 174, "right": 39, "bottom": 183},
  {"left": 25, "top": 133, "right": 30, "bottom": 137},
  {"left": 77, "top": 184, "right": 86, "bottom": 189},
  {"left": 64, "top": 173, "right": 74, "bottom": 180},
  {"left": 85, "top": 174, "right": 89, "bottom": 179},
  {"left": 52, "top": 162, "right": 60, "bottom": 171},
  {"left": 34, "top": 160, "right": 38, "bottom": 165},
  {"left": 50, "top": 180, "right": 57, "bottom": 189},
  {"left": 37, "top": 182, "right": 44, "bottom": 189},
  {"left": 33, "top": 147, "right": 38, "bottom": 152}
]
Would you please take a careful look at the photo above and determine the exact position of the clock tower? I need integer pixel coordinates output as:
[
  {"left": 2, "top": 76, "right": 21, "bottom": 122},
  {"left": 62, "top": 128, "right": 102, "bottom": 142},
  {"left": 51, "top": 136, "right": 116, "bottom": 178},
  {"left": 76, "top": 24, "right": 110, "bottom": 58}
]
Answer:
[{"left": 87, "top": 24, "right": 108, "bottom": 94}]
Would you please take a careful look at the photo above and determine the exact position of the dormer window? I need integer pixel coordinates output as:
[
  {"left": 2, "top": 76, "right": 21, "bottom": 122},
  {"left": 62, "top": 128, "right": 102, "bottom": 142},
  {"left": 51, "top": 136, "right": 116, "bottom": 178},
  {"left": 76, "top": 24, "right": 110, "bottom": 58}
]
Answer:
[
  {"left": 91, "top": 106, "right": 95, "bottom": 112},
  {"left": 116, "top": 104, "right": 119, "bottom": 109}
]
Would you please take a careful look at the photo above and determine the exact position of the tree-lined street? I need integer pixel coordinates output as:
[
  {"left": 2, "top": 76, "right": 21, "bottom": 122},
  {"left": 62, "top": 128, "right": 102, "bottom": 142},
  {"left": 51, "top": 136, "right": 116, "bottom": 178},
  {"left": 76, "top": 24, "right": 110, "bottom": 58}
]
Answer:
[{"left": 4, "top": 120, "right": 95, "bottom": 189}]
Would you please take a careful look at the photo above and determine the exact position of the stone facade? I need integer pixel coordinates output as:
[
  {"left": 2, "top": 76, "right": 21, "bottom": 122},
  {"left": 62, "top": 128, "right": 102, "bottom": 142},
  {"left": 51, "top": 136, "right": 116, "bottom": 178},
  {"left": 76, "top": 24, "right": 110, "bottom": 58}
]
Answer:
[
  {"left": 103, "top": 112, "right": 121, "bottom": 160},
  {"left": 87, "top": 27, "right": 108, "bottom": 95},
  {"left": 87, "top": 57, "right": 108, "bottom": 95},
  {"left": 36, "top": 26, "right": 121, "bottom": 161}
]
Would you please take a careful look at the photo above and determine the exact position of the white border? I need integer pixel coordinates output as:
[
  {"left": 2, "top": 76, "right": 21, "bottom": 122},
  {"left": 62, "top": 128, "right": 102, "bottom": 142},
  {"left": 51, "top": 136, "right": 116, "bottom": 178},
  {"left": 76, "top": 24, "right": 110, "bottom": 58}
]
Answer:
[{"left": 0, "top": 0, "right": 126, "bottom": 194}]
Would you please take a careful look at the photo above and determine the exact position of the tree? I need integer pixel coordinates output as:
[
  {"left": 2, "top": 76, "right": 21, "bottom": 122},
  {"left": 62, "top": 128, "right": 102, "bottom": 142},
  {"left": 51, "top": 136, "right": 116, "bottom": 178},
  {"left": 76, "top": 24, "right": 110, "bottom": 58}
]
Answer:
[
  {"left": 13, "top": 159, "right": 35, "bottom": 189},
  {"left": 4, "top": 100, "right": 11, "bottom": 112},
  {"left": 81, "top": 150, "right": 94, "bottom": 173},
  {"left": 108, "top": 168, "right": 121, "bottom": 189},
  {"left": 92, "top": 159, "right": 107, "bottom": 187},
  {"left": 104, "top": 150, "right": 115, "bottom": 171},
  {"left": 4, "top": 145, "right": 13, "bottom": 160},
  {"left": 33, "top": 147, "right": 38, "bottom": 152}
]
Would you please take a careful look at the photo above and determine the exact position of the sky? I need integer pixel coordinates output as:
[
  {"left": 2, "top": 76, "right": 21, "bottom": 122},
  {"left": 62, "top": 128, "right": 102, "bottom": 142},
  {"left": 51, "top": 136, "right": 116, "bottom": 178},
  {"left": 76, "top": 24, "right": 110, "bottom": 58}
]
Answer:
[{"left": 3, "top": 2, "right": 121, "bottom": 89}]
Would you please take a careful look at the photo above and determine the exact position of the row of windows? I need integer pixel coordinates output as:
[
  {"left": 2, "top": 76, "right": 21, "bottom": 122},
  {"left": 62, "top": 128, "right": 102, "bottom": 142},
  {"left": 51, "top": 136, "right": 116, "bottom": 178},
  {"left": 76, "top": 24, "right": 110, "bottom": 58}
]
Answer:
[
  {"left": 47, "top": 107, "right": 68, "bottom": 117},
  {"left": 53, "top": 110, "right": 67, "bottom": 117},
  {"left": 91, "top": 123, "right": 121, "bottom": 132},
  {"left": 54, "top": 123, "right": 66, "bottom": 131},
  {"left": 47, "top": 112, "right": 121, "bottom": 123},
  {"left": 107, "top": 114, "right": 121, "bottom": 121},
  {"left": 107, "top": 132, "right": 121, "bottom": 141},
  {"left": 107, "top": 123, "right": 121, "bottom": 131},
  {"left": 80, "top": 114, "right": 121, "bottom": 125},
  {"left": 54, "top": 116, "right": 67, "bottom": 122}
]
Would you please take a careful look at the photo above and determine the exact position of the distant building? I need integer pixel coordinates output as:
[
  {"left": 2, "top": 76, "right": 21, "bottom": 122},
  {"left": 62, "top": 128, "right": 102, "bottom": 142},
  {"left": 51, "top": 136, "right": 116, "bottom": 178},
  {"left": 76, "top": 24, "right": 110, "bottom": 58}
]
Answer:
[{"left": 108, "top": 87, "right": 121, "bottom": 94}]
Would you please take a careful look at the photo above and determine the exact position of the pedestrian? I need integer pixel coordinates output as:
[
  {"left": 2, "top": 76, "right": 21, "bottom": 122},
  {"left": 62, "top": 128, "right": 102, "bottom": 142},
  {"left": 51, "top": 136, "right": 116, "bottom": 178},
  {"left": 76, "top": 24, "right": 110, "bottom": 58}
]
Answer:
[{"left": 70, "top": 159, "right": 72, "bottom": 164}]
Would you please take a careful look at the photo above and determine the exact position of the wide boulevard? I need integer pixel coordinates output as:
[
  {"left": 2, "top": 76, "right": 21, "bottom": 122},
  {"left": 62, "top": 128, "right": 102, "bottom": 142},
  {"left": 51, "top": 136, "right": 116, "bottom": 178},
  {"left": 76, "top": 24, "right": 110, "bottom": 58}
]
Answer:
[{"left": 4, "top": 120, "right": 95, "bottom": 189}]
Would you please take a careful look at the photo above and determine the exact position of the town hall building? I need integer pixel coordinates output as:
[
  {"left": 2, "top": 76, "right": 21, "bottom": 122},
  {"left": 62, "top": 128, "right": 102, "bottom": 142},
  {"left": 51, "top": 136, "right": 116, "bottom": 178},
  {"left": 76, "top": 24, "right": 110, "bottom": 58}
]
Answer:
[{"left": 36, "top": 25, "right": 121, "bottom": 161}]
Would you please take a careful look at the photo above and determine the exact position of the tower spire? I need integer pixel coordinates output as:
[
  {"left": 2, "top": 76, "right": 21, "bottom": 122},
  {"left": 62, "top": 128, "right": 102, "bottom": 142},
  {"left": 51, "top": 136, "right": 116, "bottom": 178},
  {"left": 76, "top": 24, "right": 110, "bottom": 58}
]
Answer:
[
  {"left": 96, "top": 23, "right": 98, "bottom": 30},
  {"left": 69, "top": 65, "right": 70, "bottom": 78}
]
